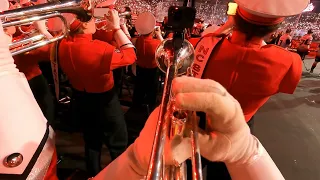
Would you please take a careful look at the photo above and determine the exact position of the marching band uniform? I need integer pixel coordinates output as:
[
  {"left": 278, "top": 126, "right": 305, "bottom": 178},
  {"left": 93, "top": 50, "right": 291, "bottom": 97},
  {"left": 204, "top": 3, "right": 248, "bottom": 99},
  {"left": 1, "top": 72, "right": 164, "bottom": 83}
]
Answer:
[
  {"left": 188, "top": 0, "right": 307, "bottom": 179},
  {"left": 93, "top": 19, "right": 117, "bottom": 44},
  {"left": 132, "top": 12, "right": 162, "bottom": 110},
  {"left": 13, "top": 44, "right": 55, "bottom": 124},
  {"left": 297, "top": 29, "right": 313, "bottom": 60},
  {"left": 58, "top": 11, "right": 136, "bottom": 176},
  {"left": 8, "top": 0, "right": 55, "bottom": 125},
  {"left": 93, "top": 30, "right": 115, "bottom": 44},
  {"left": 0, "top": 1, "right": 57, "bottom": 178},
  {"left": 310, "top": 45, "right": 320, "bottom": 73},
  {"left": 277, "top": 29, "right": 292, "bottom": 49},
  {"left": 93, "top": 23, "right": 132, "bottom": 93}
]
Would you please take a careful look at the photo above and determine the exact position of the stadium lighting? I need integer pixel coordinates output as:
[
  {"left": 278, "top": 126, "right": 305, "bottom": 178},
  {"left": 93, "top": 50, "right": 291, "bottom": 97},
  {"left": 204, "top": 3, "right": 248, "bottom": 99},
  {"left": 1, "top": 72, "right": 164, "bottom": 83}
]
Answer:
[{"left": 303, "top": 3, "right": 315, "bottom": 12}]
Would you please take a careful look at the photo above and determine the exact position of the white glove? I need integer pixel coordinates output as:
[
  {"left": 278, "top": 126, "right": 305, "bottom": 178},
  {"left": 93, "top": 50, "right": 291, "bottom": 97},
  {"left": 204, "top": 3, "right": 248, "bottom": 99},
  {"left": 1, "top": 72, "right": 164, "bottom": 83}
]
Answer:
[
  {"left": 172, "top": 76, "right": 258, "bottom": 165},
  {"left": 33, "top": 20, "right": 53, "bottom": 39}
]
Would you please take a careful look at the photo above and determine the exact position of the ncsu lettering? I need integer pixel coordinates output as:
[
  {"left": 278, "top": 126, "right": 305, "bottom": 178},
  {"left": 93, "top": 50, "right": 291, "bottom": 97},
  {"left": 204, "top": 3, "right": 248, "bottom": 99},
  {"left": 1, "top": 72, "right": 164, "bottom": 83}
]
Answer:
[
  {"left": 192, "top": 36, "right": 222, "bottom": 78},
  {"left": 196, "top": 54, "right": 204, "bottom": 62},
  {"left": 193, "top": 64, "right": 201, "bottom": 72},
  {"left": 192, "top": 64, "right": 198, "bottom": 75},
  {"left": 198, "top": 45, "right": 209, "bottom": 55}
]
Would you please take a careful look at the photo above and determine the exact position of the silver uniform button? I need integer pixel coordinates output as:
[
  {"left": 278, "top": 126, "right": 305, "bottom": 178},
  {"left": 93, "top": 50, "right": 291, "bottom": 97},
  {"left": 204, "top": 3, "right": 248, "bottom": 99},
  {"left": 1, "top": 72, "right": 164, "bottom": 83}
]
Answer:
[{"left": 4, "top": 153, "right": 23, "bottom": 168}]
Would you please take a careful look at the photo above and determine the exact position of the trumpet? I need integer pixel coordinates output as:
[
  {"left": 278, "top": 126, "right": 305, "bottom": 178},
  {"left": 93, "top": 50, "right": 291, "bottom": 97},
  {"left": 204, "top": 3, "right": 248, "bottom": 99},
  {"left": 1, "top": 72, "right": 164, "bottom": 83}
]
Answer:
[
  {"left": 147, "top": 33, "right": 203, "bottom": 179},
  {"left": 95, "top": 11, "right": 131, "bottom": 30},
  {"left": 1, "top": 0, "right": 93, "bottom": 56}
]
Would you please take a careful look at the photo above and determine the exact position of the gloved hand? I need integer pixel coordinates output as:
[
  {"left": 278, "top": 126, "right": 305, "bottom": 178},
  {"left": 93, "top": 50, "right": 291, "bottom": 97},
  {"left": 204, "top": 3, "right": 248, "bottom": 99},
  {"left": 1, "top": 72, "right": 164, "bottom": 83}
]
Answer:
[
  {"left": 104, "top": 9, "right": 120, "bottom": 31},
  {"left": 33, "top": 20, "right": 54, "bottom": 39},
  {"left": 131, "top": 75, "right": 257, "bottom": 175},
  {"left": 172, "top": 76, "right": 258, "bottom": 165},
  {"left": 130, "top": 107, "right": 193, "bottom": 176},
  {"left": 94, "top": 76, "right": 272, "bottom": 180}
]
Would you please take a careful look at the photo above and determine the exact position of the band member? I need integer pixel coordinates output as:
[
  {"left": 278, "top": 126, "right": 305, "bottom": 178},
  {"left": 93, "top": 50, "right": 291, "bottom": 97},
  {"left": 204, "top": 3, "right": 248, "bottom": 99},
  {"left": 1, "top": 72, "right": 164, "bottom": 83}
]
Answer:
[
  {"left": 297, "top": 29, "right": 313, "bottom": 60},
  {"left": 0, "top": 24, "right": 286, "bottom": 179},
  {"left": 0, "top": 2, "right": 57, "bottom": 179},
  {"left": 188, "top": 0, "right": 307, "bottom": 179},
  {"left": 310, "top": 44, "right": 320, "bottom": 73},
  {"left": 278, "top": 29, "right": 292, "bottom": 49},
  {"left": 132, "top": 12, "right": 163, "bottom": 111},
  {"left": 58, "top": 9, "right": 136, "bottom": 176},
  {"left": 93, "top": 18, "right": 131, "bottom": 93},
  {"left": 274, "top": 31, "right": 283, "bottom": 45},
  {"left": 192, "top": 18, "right": 204, "bottom": 37}
]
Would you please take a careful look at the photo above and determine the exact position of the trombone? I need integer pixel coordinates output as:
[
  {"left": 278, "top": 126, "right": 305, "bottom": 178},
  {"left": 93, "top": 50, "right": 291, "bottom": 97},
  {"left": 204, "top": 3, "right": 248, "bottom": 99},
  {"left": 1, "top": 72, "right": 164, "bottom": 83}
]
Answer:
[{"left": 0, "top": 0, "right": 93, "bottom": 56}]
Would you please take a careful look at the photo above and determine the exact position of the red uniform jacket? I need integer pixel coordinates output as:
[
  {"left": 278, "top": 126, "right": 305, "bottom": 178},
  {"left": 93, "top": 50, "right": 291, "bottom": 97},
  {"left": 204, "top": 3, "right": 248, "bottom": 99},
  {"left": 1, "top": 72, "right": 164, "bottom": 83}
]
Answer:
[
  {"left": 190, "top": 31, "right": 302, "bottom": 121},
  {"left": 13, "top": 43, "right": 51, "bottom": 80},
  {"left": 58, "top": 34, "right": 136, "bottom": 93},
  {"left": 93, "top": 30, "right": 115, "bottom": 44},
  {"left": 135, "top": 35, "right": 161, "bottom": 68}
]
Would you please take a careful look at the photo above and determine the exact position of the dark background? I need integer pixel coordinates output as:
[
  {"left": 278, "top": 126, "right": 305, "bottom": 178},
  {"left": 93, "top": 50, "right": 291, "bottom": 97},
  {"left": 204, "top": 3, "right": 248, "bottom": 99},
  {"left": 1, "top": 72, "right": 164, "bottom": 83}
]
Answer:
[{"left": 311, "top": 0, "right": 320, "bottom": 12}]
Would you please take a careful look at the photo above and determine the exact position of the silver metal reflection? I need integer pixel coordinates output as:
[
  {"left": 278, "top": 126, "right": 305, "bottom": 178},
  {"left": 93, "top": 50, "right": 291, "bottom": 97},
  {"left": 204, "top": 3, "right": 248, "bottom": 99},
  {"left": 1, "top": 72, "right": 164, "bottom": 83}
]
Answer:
[
  {"left": 0, "top": 0, "right": 93, "bottom": 56},
  {"left": 146, "top": 37, "right": 203, "bottom": 180}
]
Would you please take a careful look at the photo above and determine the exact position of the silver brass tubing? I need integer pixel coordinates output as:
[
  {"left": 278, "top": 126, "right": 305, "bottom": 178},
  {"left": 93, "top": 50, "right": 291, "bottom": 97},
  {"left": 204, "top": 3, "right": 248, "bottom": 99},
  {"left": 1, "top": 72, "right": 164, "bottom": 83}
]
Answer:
[
  {"left": 11, "top": 13, "right": 67, "bottom": 56},
  {"left": 146, "top": 50, "right": 178, "bottom": 180},
  {"left": 9, "top": 34, "right": 45, "bottom": 49},
  {"left": 189, "top": 112, "right": 203, "bottom": 180},
  {"left": 148, "top": 35, "right": 200, "bottom": 179},
  {"left": 171, "top": 111, "right": 187, "bottom": 137},
  {"left": 0, "top": 0, "right": 92, "bottom": 24},
  {"left": 0, "top": 0, "right": 94, "bottom": 56}
]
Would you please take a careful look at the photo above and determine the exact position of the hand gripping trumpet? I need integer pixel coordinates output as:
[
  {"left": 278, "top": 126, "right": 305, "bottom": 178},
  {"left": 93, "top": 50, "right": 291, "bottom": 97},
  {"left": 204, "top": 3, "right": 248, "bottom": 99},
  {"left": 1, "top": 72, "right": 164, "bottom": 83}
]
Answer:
[
  {"left": 0, "top": 0, "right": 95, "bottom": 56},
  {"left": 94, "top": 9, "right": 131, "bottom": 30},
  {"left": 146, "top": 2, "right": 202, "bottom": 180}
]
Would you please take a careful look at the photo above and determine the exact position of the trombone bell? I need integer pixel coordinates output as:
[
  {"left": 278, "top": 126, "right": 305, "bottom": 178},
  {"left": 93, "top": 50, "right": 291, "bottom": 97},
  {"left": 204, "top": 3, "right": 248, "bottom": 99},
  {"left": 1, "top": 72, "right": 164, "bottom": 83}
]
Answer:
[{"left": 155, "top": 39, "right": 195, "bottom": 76}]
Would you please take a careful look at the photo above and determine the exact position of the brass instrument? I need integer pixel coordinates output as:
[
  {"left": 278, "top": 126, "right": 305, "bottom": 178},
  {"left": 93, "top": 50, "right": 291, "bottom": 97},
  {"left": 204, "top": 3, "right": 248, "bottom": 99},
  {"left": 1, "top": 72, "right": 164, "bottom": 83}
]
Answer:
[
  {"left": 1, "top": 0, "right": 93, "bottom": 56},
  {"left": 147, "top": 35, "right": 203, "bottom": 180},
  {"left": 95, "top": 11, "right": 131, "bottom": 30},
  {"left": 17, "top": 22, "right": 36, "bottom": 35},
  {"left": 11, "top": 2, "right": 40, "bottom": 35}
]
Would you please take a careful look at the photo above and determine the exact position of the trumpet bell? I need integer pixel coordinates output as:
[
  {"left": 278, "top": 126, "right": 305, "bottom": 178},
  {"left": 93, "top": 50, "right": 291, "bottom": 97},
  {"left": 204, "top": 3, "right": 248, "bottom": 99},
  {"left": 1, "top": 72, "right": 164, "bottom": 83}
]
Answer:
[{"left": 155, "top": 38, "right": 195, "bottom": 76}]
